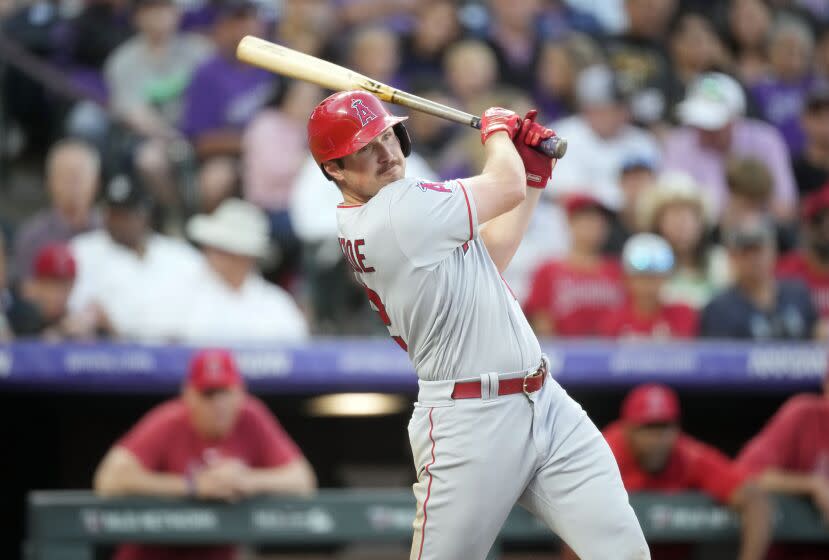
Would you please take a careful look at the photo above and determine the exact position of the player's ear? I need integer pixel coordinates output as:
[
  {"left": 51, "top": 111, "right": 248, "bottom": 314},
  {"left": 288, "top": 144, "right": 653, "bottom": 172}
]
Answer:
[{"left": 322, "top": 160, "right": 345, "bottom": 183}]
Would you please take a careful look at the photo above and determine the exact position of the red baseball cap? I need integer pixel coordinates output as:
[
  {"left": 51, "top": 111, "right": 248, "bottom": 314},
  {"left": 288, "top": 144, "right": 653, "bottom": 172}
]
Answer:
[
  {"left": 562, "top": 193, "right": 606, "bottom": 216},
  {"left": 186, "top": 349, "right": 243, "bottom": 392},
  {"left": 621, "top": 384, "right": 680, "bottom": 426},
  {"left": 802, "top": 182, "right": 829, "bottom": 221},
  {"left": 33, "top": 243, "right": 76, "bottom": 280}
]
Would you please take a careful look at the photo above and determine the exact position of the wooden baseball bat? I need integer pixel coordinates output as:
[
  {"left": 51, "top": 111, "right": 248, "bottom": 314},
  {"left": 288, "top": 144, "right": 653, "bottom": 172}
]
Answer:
[{"left": 236, "top": 35, "right": 567, "bottom": 159}]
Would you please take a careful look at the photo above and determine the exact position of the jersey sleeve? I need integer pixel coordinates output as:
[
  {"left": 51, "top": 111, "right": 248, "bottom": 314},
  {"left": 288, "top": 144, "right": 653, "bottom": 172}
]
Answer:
[
  {"left": 736, "top": 398, "right": 802, "bottom": 475},
  {"left": 116, "top": 404, "right": 177, "bottom": 470},
  {"left": 246, "top": 398, "right": 303, "bottom": 468},
  {"left": 387, "top": 178, "right": 479, "bottom": 268},
  {"left": 685, "top": 438, "right": 749, "bottom": 504}
]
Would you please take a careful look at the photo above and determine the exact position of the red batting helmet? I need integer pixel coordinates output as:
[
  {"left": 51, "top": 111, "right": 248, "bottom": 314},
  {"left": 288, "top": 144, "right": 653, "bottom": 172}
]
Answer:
[{"left": 307, "top": 91, "right": 411, "bottom": 177}]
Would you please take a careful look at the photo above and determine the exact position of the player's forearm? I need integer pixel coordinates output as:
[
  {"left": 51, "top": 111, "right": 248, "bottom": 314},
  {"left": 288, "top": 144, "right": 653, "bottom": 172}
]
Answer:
[
  {"left": 732, "top": 483, "right": 772, "bottom": 560},
  {"left": 480, "top": 187, "right": 542, "bottom": 272},
  {"left": 95, "top": 465, "right": 189, "bottom": 498},
  {"left": 245, "top": 459, "right": 317, "bottom": 496},
  {"left": 757, "top": 469, "right": 821, "bottom": 495}
]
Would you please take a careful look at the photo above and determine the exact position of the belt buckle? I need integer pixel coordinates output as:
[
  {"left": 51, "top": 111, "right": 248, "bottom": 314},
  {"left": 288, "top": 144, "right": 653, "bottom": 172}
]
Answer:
[{"left": 522, "top": 370, "right": 540, "bottom": 398}]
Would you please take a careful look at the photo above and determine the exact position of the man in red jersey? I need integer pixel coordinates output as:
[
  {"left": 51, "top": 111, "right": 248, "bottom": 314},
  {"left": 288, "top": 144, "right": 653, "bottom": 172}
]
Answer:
[
  {"left": 525, "top": 193, "right": 624, "bottom": 336},
  {"left": 563, "top": 384, "right": 771, "bottom": 560},
  {"left": 777, "top": 181, "right": 829, "bottom": 339},
  {"left": 736, "top": 359, "right": 829, "bottom": 559},
  {"left": 93, "top": 348, "right": 316, "bottom": 560},
  {"left": 598, "top": 233, "right": 698, "bottom": 338}
]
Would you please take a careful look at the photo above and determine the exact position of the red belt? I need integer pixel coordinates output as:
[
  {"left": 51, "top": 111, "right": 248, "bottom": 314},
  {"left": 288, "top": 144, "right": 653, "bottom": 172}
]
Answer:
[{"left": 451, "top": 363, "right": 547, "bottom": 399}]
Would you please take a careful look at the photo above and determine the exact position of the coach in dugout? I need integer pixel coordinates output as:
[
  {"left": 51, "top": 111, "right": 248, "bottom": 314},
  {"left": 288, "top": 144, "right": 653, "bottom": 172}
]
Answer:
[
  {"left": 93, "top": 348, "right": 316, "bottom": 560},
  {"left": 565, "top": 383, "right": 772, "bottom": 560}
]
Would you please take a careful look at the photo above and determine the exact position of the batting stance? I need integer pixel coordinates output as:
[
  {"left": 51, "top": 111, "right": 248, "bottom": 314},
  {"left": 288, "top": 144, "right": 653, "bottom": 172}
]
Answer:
[{"left": 308, "top": 91, "right": 649, "bottom": 560}]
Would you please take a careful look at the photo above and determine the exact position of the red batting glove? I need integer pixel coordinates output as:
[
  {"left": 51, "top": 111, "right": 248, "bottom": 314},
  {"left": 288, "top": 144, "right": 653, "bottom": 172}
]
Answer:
[
  {"left": 480, "top": 107, "right": 522, "bottom": 144},
  {"left": 514, "top": 110, "right": 556, "bottom": 189}
]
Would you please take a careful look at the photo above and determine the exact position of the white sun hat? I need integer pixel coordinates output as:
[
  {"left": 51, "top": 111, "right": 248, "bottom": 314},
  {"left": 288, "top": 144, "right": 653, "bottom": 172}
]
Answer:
[{"left": 187, "top": 198, "right": 270, "bottom": 258}]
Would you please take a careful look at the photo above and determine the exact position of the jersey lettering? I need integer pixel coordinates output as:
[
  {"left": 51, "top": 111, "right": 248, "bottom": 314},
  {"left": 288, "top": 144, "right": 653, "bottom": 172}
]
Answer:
[
  {"left": 363, "top": 285, "right": 407, "bottom": 350},
  {"left": 338, "top": 237, "right": 375, "bottom": 274},
  {"left": 351, "top": 98, "right": 378, "bottom": 127},
  {"left": 417, "top": 181, "right": 452, "bottom": 193}
]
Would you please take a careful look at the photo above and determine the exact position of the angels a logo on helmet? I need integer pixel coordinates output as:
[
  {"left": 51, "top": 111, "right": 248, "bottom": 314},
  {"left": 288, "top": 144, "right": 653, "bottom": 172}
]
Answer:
[{"left": 351, "top": 98, "right": 379, "bottom": 126}]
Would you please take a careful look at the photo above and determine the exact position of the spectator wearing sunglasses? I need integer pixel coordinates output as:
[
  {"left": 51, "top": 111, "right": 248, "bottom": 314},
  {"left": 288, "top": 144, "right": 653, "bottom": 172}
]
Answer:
[
  {"left": 701, "top": 214, "right": 818, "bottom": 340},
  {"left": 598, "top": 233, "right": 698, "bottom": 339}
]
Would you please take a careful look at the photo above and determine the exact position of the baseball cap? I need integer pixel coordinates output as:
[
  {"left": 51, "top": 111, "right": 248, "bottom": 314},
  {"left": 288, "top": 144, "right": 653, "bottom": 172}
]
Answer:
[
  {"left": 104, "top": 174, "right": 150, "bottom": 209},
  {"left": 620, "top": 156, "right": 656, "bottom": 175},
  {"left": 802, "top": 182, "right": 829, "bottom": 221},
  {"left": 677, "top": 73, "right": 746, "bottom": 130},
  {"left": 562, "top": 193, "right": 607, "bottom": 216},
  {"left": 186, "top": 349, "right": 243, "bottom": 392},
  {"left": 575, "top": 65, "right": 626, "bottom": 108},
  {"left": 621, "top": 233, "right": 675, "bottom": 275},
  {"left": 622, "top": 384, "right": 680, "bottom": 426},
  {"left": 32, "top": 243, "right": 76, "bottom": 280},
  {"left": 722, "top": 215, "right": 775, "bottom": 249}
]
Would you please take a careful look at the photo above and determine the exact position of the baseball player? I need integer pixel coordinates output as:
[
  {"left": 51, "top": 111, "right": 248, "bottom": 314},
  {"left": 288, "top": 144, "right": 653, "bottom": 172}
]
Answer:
[{"left": 307, "top": 91, "right": 649, "bottom": 560}]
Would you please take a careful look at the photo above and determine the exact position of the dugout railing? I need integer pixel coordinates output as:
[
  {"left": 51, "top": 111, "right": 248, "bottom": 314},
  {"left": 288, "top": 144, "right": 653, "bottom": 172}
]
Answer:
[{"left": 26, "top": 489, "right": 829, "bottom": 560}]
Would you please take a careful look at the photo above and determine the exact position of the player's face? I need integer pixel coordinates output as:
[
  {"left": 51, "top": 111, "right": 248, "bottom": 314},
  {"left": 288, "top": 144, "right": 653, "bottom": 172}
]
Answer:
[
  {"left": 330, "top": 127, "right": 406, "bottom": 203},
  {"left": 628, "top": 423, "right": 679, "bottom": 474},
  {"left": 184, "top": 386, "right": 244, "bottom": 439}
]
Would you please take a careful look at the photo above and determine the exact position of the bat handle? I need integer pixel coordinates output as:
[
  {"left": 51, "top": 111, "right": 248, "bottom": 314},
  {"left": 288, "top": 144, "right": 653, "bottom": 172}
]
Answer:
[{"left": 469, "top": 116, "right": 568, "bottom": 159}]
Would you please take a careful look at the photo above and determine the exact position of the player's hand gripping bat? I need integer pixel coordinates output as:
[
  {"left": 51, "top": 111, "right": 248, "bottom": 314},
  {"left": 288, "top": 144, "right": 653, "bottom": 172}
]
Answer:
[{"left": 236, "top": 36, "right": 567, "bottom": 159}]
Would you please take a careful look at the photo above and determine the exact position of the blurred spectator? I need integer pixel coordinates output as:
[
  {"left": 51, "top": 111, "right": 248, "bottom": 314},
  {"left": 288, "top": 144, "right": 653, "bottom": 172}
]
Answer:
[
  {"left": 727, "top": 0, "right": 773, "bottom": 85},
  {"left": 4, "top": 243, "right": 77, "bottom": 339},
  {"left": 399, "top": 0, "right": 462, "bottom": 82},
  {"left": 604, "top": 0, "right": 679, "bottom": 125},
  {"left": 583, "top": 384, "right": 771, "bottom": 560},
  {"left": 637, "top": 172, "right": 730, "bottom": 309},
  {"left": 793, "top": 85, "right": 829, "bottom": 196},
  {"left": 12, "top": 139, "right": 102, "bottom": 280},
  {"left": 180, "top": 0, "right": 276, "bottom": 160},
  {"left": 718, "top": 157, "right": 798, "bottom": 254},
  {"left": 664, "top": 72, "right": 797, "bottom": 220},
  {"left": 337, "top": 0, "right": 418, "bottom": 28},
  {"left": 700, "top": 214, "right": 818, "bottom": 339},
  {"left": 598, "top": 233, "right": 698, "bottom": 338},
  {"left": 400, "top": 82, "right": 459, "bottom": 173},
  {"left": 537, "top": 0, "right": 604, "bottom": 38},
  {"left": 104, "top": 0, "right": 212, "bottom": 138},
  {"left": 94, "top": 348, "right": 316, "bottom": 560},
  {"left": 551, "top": 65, "right": 660, "bottom": 212},
  {"left": 604, "top": 156, "right": 657, "bottom": 254},
  {"left": 750, "top": 16, "right": 818, "bottom": 155},
  {"left": 242, "top": 80, "right": 324, "bottom": 270},
  {"left": 561, "top": 0, "right": 626, "bottom": 34},
  {"left": 736, "top": 365, "right": 829, "bottom": 560},
  {"left": 104, "top": 0, "right": 212, "bottom": 213},
  {"left": 524, "top": 195, "right": 624, "bottom": 337},
  {"left": 274, "top": 0, "right": 338, "bottom": 57},
  {"left": 777, "top": 183, "right": 829, "bottom": 340},
  {"left": 346, "top": 26, "right": 402, "bottom": 89},
  {"left": 484, "top": 0, "right": 542, "bottom": 90},
  {"left": 443, "top": 39, "right": 499, "bottom": 111},
  {"left": 67, "top": 174, "right": 203, "bottom": 339},
  {"left": 666, "top": 11, "right": 733, "bottom": 115},
  {"left": 176, "top": 198, "right": 309, "bottom": 342},
  {"left": 195, "top": 156, "right": 240, "bottom": 215},
  {"left": 534, "top": 34, "right": 603, "bottom": 123}
]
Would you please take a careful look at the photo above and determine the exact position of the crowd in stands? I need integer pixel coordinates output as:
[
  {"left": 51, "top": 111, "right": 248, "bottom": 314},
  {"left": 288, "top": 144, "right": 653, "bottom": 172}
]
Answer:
[{"left": 1, "top": 0, "right": 829, "bottom": 342}]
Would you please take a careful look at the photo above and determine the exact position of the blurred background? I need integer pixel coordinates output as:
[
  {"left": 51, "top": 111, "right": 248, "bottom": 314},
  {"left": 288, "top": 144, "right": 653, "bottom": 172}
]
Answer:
[{"left": 2, "top": 0, "right": 829, "bottom": 558}]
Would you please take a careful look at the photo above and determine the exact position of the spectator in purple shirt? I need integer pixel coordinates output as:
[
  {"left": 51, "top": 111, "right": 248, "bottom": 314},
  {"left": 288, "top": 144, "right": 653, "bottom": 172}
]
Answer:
[
  {"left": 663, "top": 72, "right": 797, "bottom": 221},
  {"left": 749, "top": 16, "right": 818, "bottom": 156},
  {"left": 179, "top": 0, "right": 277, "bottom": 160},
  {"left": 12, "top": 139, "right": 101, "bottom": 280}
]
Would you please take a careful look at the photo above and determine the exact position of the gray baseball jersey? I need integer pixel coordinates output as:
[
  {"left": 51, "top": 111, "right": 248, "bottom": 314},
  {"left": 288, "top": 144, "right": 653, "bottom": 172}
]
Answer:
[{"left": 335, "top": 176, "right": 541, "bottom": 381}]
